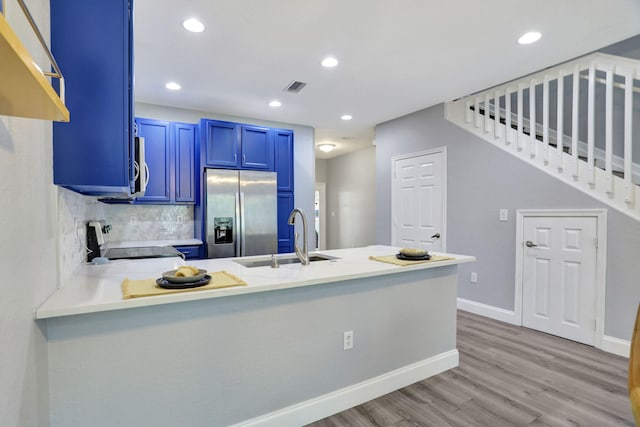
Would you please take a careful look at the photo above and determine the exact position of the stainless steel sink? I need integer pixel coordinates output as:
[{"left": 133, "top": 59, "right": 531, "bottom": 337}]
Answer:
[{"left": 234, "top": 253, "right": 339, "bottom": 268}]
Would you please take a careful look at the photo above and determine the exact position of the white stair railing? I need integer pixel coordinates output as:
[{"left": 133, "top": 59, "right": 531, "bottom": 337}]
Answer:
[{"left": 446, "top": 52, "right": 640, "bottom": 221}]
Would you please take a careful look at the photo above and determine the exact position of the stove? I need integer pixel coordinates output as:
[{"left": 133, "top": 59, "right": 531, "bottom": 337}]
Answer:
[{"left": 103, "top": 246, "right": 185, "bottom": 260}]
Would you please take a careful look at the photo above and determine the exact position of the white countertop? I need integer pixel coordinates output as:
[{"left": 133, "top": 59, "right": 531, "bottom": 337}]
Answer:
[
  {"left": 104, "top": 239, "right": 203, "bottom": 249},
  {"left": 36, "top": 246, "right": 475, "bottom": 320}
]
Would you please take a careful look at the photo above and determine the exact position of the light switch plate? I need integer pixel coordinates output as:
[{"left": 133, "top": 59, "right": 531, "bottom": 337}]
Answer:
[{"left": 499, "top": 209, "right": 508, "bottom": 222}]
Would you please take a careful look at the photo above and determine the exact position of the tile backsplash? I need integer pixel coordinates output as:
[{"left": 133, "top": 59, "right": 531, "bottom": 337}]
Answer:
[
  {"left": 103, "top": 204, "right": 194, "bottom": 242},
  {"left": 57, "top": 187, "right": 195, "bottom": 282},
  {"left": 57, "top": 187, "right": 105, "bottom": 279}
]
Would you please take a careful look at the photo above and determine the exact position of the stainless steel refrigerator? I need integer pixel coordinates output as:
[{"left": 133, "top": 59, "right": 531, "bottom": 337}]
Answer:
[{"left": 205, "top": 169, "right": 277, "bottom": 258}]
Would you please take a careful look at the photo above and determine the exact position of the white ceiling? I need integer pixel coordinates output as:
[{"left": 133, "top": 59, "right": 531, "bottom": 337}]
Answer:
[{"left": 134, "top": 1, "right": 640, "bottom": 159}]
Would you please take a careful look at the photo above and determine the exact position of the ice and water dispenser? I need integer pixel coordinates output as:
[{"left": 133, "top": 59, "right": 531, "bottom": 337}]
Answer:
[{"left": 214, "top": 217, "right": 233, "bottom": 244}]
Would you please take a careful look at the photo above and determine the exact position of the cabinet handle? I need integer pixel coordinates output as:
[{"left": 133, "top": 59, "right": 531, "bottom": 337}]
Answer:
[
  {"left": 234, "top": 153, "right": 237, "bottom": 163},
  {"left": 143, "top": 163, "right": 150, "bottom": 187},
  {"left": 243, "top": 154, "right": 246, "bottom": 164}
]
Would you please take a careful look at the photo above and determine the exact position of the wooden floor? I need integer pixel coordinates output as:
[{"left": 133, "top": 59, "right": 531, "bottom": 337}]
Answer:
[{"left": 308, "top": 310, "right": 633, "bottom": 427}]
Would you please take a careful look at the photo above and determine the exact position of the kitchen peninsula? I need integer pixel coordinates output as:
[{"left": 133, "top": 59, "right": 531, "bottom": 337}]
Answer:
[{"left": 38, "top": 246, "right": 474, "bottom": 427}]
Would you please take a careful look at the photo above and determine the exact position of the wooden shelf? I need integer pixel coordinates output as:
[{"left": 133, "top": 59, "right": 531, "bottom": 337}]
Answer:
[{"left": 0, "top": 12, "right": 69, "bottom": 122}]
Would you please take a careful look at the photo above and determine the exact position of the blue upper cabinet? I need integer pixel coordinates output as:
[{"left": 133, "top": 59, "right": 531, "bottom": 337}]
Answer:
[
  {"left": 134, "top": 118, "right": 196, "bottom": 205},
  {"left": 275, "top": 129, "right": 294, "bottom": 192},
  {"left": 173, "top": 123, "right": 197, "bottom": 203},
  {"left": 51, "top": 0, "right": 134, "bottom": 196},
  {"left": 201, "top": 119, "right": 240, "bottom": 168},
  {"left": 135, "top": 118, "right": 171, "bottom": 203},
  {"left": 241, "top": 125, "right": 274, "bottom": 170},
  {"left": 201, "top": 119, "right": 275, "bottom": 171}
]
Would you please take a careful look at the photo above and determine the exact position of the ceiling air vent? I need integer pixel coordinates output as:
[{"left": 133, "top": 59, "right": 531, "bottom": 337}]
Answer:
[{"left": 284, "top": 80, "right": 307, "bottom": 93}]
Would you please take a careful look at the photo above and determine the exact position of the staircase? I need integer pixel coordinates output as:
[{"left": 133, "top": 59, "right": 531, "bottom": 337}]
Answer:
[{"left": 446, "top": 52, "right": 640, "bottom": 221}]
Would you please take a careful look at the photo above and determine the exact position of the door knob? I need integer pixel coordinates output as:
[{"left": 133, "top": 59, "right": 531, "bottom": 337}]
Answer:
[
  {"left": 431, "top": 233, "right": 441, "bottom": 239},
  {"left": 525, "top": 240, "right": 538, "bottom": 247}
]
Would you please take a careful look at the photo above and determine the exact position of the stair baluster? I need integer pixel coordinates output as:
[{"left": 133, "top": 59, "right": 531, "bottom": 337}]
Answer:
[
  {"left": 624, "top": 68, "right": 634, "bottom": 205},
  {"left": 445, "top": 52, "right": 640, "bottom": 221}
]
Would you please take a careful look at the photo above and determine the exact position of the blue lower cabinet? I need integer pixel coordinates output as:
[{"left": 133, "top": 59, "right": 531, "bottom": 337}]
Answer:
[
  {"left": 277, "top": 192, "right": 294, "bottom": 253},
  {"left": 174, "top": 245, "right": 202, "bottom": 260}
]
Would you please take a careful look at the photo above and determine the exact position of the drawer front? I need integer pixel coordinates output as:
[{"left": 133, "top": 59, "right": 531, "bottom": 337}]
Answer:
[{"left": 174, "top": 245, "right": 201, "bottom": 260}]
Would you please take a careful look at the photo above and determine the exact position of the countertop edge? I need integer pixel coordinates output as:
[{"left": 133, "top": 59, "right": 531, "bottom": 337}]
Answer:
[{"left": 36, "top": 249, "right": 475, "bottom": 320}]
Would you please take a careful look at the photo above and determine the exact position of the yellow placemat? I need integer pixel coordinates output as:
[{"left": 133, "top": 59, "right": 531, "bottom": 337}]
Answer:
[
  {"left": 369, "top": 254, "right": 455, "bottom": 267},
  {"left": 122, "top": 271, "right": 247, "bottom": 299}
]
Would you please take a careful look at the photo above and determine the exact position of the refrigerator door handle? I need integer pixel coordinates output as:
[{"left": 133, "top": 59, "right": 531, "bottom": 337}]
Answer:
[
  {"left": 235, "top": 191, "right": 241, "bottom": 257},
  {"left": 240, "top": 191, "right": 246, "bottom": 256}
]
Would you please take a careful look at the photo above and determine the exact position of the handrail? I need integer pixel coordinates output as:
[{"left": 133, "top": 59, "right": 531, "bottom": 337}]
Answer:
[
  {"left": 446, "top": 51, "right": 640, "bottom": 221},
  {"left": 13, "top": 0, "right": 65, "bottom": 103}
]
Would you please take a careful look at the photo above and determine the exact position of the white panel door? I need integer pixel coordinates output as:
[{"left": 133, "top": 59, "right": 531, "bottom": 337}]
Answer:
[
  {"left": 522, "top": 216, "right": 597, "bottom": 345},
  {"left": 392, "top": 151, "right": 444, "bottom": 251}
]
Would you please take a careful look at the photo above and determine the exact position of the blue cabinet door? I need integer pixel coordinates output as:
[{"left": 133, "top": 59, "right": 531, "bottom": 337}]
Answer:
[
  {"left": 135, "top": 118, "right": 171, "bottom": 203},
  {"left": 51, "top": 0, "right": 134, "bottom": 195},
  {"left": 275, "top": 129, "right": 294, "bottom": 191},
  {"left": 201, "top": 119, "right": 239, "bottom": 168},
  {"left": 173, "top": 123, "right": 196, "bottom": 203},
  {"left": 277, "top": 192, "right": 295, "bottom": 253},
  {"left": 241, "top": 125, "right": 273, "bottom": 170}
]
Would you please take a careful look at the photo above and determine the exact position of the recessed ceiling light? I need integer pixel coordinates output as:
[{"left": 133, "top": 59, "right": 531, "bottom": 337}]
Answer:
[
  {"left": 269, "top": 100, "right": 282, "bottom": 107},
  {"left": 165, "top": 82, "right": 181, "bottom": 90},
  {"left": 318, "top": 144, "right": 336, "bottom": 153},
  {"left": 321, "top": 57, "right": 339, "bottom": 68},
  {"left": 182, "top": 18, "right": 205, "bottom": 33},
  {"left": 518, "top": 31, "right": 542, "bottom": 45},
  {"left": 341, "top": 114, "right": 352, "bottom": 121}
]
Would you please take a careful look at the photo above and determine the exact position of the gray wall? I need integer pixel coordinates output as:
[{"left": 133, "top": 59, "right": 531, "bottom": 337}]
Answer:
[
  {"left": 375, "top": 103, "right": 640, "bottom": 340},
  {"left": 324, "top": 147, "right": 377, "bottom": 249},
  {"left": 315, "top": 158, "right": 328, "bottom": 183},
  {"left": 0, "top": 1, "right": 53, "bottom": 425},
  {"left": 135, "top": 102, "right": 316, "bottom": 250}
]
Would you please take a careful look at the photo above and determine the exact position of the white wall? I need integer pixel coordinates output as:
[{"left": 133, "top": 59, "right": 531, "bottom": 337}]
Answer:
[
  {"left": 376, "top": 103, "right": 640, "bottom": 341},
  {"left": 135, "top": 103, "right": 316, "bottom": 250},
  {"left": 324, "top": 147, "right": 377, "bottom": 249},
  {"left": 0, "top": 2, "right": 53, "bottom": 425}
]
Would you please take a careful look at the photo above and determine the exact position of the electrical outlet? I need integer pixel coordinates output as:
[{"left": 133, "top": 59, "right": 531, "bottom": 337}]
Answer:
[
  {"left": 499, "top": 209, "right": 508, "bottom": 222},
  {"left": 177, "top": 215, "right": 184, "bottom": 224},
  {"left": 471, "top": 272, "right": 478, "bottom": 284},
  {"left": 343, "top": 330, "right": 353, "bottom": 350}
]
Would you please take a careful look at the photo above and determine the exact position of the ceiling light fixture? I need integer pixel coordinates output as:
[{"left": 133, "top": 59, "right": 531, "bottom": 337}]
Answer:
[
  {"left": 165, "top": 82, "right": 181, "bottom": 90},
  {"left": 182, "top": 18, "right": 205, "bottom": 33},
  {"left": 518, "top": 31, "right": 542, "bottom": 45},
  {"left": 318, "top": 144, "right": 336, "bottom": 153},
  {"left": 341, "top": 114, "right": 352, "bottom": 121},
  {"left": 321, "top": 57, "right": 339, "bottom": 68},
  {"left": 269, "top": 100, "right": 282, "bottom": 107}
]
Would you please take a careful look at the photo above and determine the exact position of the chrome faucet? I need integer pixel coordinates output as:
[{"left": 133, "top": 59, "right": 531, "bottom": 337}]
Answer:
[{"left": 287, "top": 208, "right": 309, "bottom": 265}]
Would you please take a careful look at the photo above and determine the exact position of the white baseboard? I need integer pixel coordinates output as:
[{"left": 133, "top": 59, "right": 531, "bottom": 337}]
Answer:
[
  {"left": 458, "top": 299, "right": 631, "bottom": 358},
  {"left": 457, "top": 298, "right": 519, "bottom": 325},
  {"left": 231, "top": 349, "right": 459, "bottom": 427},
  {"left": 602, "top": 335, "right": 631, "bottom": 358}
]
